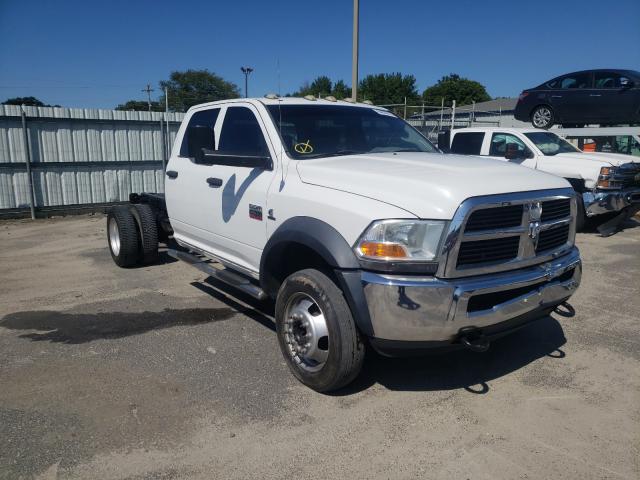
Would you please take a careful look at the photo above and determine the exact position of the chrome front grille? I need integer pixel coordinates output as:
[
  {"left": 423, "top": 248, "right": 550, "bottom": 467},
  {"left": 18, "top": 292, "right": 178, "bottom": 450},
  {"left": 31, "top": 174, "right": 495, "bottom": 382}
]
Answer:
[
  {"left": 601, "top": 162, "right": 640, "bottom": 189},
  {"left": 438, "top": 189, "right": 577, "bottom": 278}
]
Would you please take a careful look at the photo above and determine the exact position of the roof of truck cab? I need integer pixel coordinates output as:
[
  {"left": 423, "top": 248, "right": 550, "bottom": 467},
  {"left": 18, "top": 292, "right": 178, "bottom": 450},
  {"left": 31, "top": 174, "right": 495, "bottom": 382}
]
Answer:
[
  {"left": 186, "top": 97, "right": 386, "bottom": 111},
  {"left": 453, "top": 127, "right": 547, "bottom": 135}
]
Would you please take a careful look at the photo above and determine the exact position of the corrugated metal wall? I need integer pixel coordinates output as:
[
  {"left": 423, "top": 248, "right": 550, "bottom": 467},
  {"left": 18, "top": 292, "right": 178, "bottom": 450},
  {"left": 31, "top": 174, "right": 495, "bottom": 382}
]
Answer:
[{"left": 0, "top": 105, "right": 184, "bottom": 213}]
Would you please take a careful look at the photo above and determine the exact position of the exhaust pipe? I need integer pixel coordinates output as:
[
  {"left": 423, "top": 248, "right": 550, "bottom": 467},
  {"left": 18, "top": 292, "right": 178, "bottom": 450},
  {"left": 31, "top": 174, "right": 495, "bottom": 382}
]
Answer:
[{"left": 458, "top": 326, "right": 490, "bottom": 353}]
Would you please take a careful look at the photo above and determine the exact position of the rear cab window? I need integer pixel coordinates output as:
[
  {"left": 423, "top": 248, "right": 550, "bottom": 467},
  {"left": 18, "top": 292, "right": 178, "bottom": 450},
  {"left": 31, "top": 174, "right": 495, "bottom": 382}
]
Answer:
[{"left": 450, "top": 132, "right": 484, "bottom": 155}]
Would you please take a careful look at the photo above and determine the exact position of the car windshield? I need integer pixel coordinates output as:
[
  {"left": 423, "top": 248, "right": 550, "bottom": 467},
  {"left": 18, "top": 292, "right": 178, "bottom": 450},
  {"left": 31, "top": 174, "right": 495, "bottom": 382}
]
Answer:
[
  {"left": 267, "top": 104, "right": 438, "bottom": 159},
  {"left": 524, "top": 132, "right": 580, "bottom": 156}
]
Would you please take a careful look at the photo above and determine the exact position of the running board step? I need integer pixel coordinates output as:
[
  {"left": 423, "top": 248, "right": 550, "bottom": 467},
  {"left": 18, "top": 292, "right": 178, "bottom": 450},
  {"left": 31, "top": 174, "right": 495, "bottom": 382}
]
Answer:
[{"left": 167, "top": 249, "right": 267, "bottom": 300}]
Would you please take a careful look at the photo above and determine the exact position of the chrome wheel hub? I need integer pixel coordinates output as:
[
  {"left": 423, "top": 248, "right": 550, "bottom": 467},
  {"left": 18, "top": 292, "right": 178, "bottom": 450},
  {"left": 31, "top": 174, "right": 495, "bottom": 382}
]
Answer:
[
  {"left": 108, "top": 218, "right": 120, "bottom": 256},
  {"left": 283, "top": 293, "right": 329, "bottom": 372},
  {"left": 533, "top": 107, "right": 551, "bottom": 127}
]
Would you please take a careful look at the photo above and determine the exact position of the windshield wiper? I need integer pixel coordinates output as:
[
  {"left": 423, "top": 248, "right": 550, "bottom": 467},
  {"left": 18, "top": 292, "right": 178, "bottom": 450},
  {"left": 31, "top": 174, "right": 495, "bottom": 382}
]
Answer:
[{"left": 305, "top": 150, "right": 364, "bottom": 159}]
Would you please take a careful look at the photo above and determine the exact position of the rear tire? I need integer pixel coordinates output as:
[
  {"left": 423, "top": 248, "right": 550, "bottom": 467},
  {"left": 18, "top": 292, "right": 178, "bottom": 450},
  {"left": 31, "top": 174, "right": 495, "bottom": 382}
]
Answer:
[
  {"left": 133, "top": 204, "right": 159, "bottom": 265},
  {"left": 531, "top": 105, "right": 554, "bottom": 129},
  {"left": 107, "top": 206, "right": 141, "bottom": 267},
  {"left": 275, "top": 269, "right": 365, "bottom": 392}
]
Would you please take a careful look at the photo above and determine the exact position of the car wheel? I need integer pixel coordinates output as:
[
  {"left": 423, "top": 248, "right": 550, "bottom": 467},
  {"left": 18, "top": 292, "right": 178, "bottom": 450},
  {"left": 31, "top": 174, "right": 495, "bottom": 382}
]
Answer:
[
  {"left": 275, "top": 269, "right": 365, "bottom": 392},
  {"left": 107, "top": 206, "right": 141, "bottom": 267},
  {"left": 531, "top": 105, "right": 554, "bottom": 129}
]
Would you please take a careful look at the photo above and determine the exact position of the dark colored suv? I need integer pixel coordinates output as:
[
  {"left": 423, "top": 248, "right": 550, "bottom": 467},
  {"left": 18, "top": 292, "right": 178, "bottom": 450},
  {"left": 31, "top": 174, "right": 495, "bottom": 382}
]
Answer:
[{"left": 514, "top": 69, "right": 640, "bottom": 129}]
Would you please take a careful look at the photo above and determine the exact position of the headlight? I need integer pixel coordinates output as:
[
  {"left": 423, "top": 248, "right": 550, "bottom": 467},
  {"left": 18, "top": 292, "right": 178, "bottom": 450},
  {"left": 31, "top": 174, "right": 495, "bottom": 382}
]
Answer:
[
  {"left": 597, "top": 166, "right": 616, "bottom": 189},
  {"left": 354, "top": 219, "right": 447, "bottom": 272}
]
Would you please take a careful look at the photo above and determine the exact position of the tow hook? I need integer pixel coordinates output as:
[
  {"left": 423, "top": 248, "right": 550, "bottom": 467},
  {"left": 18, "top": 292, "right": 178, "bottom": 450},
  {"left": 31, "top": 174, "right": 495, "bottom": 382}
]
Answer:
[{"left": 458, "top": 327, "right": 490, "bottom": 353}]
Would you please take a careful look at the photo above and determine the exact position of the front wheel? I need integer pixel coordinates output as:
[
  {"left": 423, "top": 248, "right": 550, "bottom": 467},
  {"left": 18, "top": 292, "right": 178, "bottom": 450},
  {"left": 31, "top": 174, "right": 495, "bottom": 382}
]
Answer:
[
  {"left": 275, "top": 269, "right": 365, "bottom": 392},
  {"left": 531, "top": 105, "right": 554, "bottom": 129}
]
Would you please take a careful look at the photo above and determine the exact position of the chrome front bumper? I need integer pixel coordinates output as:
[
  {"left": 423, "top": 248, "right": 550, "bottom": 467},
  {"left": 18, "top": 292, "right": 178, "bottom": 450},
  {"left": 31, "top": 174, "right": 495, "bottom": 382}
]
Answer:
[
  {"left": 362, "top": 247, "right": 581, "bottom": 343},
  {"left": 583, "top": 188, "right": 640, "bottom": 217}
]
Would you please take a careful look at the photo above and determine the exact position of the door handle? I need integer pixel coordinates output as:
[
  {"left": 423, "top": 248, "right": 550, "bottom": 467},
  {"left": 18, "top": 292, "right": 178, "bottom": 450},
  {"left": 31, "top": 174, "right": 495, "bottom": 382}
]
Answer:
[
  {"left": 589, "top": 94, "right": 602, "bottom": 97},
  {"left": 206, "top": 177, "right": 223, "bottom": 188},
  {"left": 166, "top": 170, "right": 178, "bottom": 179},
  {"left": 551, "top": 95, "right": 562, "bottom": 98}
]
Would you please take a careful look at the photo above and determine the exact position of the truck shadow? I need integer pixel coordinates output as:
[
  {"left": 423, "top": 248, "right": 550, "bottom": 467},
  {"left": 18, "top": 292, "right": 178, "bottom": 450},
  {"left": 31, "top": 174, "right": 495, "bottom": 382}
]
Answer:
[
  {"left": 0, "top": 307, "right": 236, "bottom": 344},
  {"left": 190, "top": 278, "right": 568, "bottom": 395},
  {"left": 340, "top": 315, "right": 567, "bottom": 395}
]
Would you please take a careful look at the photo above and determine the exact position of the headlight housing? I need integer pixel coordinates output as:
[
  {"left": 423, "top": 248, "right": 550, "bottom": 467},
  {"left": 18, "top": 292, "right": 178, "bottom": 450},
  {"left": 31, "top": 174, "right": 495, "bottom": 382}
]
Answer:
[
  {"left": 354, "top": 219, "right": 447, "bottom": 273},
  {"left": 596, "top": 166, "right": 616, "bottom": 189}
]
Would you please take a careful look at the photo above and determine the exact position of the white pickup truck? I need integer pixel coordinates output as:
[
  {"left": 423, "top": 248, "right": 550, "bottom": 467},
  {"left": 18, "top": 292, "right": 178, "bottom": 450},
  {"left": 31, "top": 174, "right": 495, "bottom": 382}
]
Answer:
[
  {"left": 445, "top": 127, "right": 640, "bottom": 235},
  {"left": 107, "top": 98, "right": 582, "bottom": 392}
]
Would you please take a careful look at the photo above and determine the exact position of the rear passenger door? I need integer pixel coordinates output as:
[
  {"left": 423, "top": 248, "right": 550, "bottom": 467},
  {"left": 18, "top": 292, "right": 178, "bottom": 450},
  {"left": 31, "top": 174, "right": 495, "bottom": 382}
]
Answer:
[
  {"left": 165, "top": 107, "right": 221, "bottom": 250},
  {"left": 547, "top": 72, "right": 593, "bottom": 123},
  {"left": 450, "top": 132, "right": 485, "bottom": 156}
]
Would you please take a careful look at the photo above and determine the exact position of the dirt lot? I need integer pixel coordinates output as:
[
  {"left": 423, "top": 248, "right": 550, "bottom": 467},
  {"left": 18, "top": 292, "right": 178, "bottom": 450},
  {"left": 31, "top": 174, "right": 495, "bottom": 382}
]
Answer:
[{"left": 0, "top": 214, "right": 638, "bottom": 480}]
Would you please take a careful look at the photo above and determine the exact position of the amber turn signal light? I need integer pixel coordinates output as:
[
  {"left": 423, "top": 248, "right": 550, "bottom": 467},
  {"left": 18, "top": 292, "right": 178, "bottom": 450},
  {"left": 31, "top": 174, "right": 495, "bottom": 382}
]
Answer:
[{"left": 359, "top": 242, "right": 407, "bottom": 258}]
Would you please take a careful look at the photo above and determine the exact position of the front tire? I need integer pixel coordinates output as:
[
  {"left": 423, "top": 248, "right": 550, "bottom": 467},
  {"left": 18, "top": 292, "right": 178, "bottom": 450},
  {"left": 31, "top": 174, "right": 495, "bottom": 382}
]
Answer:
[
  {"left": 275, "top": 269, "right": 365, "bottom": 392},
  {"left": 107, "top": 206, "right": 141, "bottom": 267},
  {"left": 531, "top": 105, "right": 554, "bottom": 129}
]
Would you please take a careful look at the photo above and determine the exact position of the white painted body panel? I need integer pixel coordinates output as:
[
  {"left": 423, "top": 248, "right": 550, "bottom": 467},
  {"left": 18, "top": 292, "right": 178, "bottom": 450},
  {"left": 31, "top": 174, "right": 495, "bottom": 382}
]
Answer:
[
  {"left": 453, "top": 127, "right": 639, "bottom": 189},
  {"left": 166, "top": 100, "right": 571, "bottom": 274}
]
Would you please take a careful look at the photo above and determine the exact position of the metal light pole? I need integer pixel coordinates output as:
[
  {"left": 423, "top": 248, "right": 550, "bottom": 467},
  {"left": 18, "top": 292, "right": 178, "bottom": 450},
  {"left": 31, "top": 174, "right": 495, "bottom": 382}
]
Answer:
[
  {"left": 241, "top": 67, "right": 254, "bottom": 98},
  {"left": 351, "top": 0, "right": 359, "bottom": 101}
]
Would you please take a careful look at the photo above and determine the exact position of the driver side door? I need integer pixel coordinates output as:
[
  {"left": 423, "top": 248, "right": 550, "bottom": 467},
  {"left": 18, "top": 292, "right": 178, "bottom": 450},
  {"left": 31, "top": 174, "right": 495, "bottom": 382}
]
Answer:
[{"left": 486, "top": 132, "right": 537, "bottom": 169}]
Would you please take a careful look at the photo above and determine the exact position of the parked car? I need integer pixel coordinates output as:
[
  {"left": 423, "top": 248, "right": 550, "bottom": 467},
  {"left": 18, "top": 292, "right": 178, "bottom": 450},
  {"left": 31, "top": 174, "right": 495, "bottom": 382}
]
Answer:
[
  {"left": 107, "top": 98, "right": 581, "bottom": 392},
  {"left": 514, "top": 69, "right": 640, "bottom": 129},
  {"left": 446, "top": 127, "right": 640, "bottom": 234}
]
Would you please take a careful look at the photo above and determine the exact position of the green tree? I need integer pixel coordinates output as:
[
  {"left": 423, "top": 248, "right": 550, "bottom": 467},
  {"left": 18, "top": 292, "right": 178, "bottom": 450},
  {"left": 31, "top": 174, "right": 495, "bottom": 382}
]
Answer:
[
  {"left": 331, "top": 80, "right": 351, "bottom": 100},
  {"left": 294, "top": 76, "right": 333, "bottom": 97},
  {"left": 159, "top": 69, "right": 240, "bottom": 112},
  {"left": 2, "top": 96, "right": 58, "bottom": 107},
  {"left": 115, "top": 100, "right": 164, "bottom": 111},
  {"left": 358, "top": 73, "right": 419, "bottom": 105},
  {"left": 422, "top": 74, "right": 491, "bottom": 107},
  {"left": 292, "top": 76, "right": 351, "bottom": 99}
]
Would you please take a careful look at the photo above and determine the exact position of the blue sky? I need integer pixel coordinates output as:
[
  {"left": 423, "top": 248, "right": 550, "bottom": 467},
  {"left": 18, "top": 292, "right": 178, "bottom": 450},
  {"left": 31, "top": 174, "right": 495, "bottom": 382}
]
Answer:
[{"left": 1, "top": 0, "right": 639, "bottom": 109}]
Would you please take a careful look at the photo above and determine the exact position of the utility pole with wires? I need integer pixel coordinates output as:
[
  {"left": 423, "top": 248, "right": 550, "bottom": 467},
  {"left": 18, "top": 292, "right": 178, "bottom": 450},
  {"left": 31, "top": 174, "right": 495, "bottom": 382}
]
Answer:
[
  {"left": 351, "top": 0, "right": 359, "bottom": 102},
  {"left": 240, "top": 67, "right": 253, "bottom": 98},
  {"left": 142, "top": 83, "right": 154, "bottom": 111}
]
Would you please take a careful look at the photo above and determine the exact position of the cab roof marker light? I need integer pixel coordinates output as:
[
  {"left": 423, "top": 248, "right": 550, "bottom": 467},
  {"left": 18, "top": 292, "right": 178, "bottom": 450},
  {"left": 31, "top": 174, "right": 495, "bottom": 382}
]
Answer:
[
  {"left": 342, "top": 98, "right": 356, "bottom": 103},
  {"left": 303, "top": 95, "right": 317, "bottom": 101},
  {"left": 264, "top": 93, "right": 279, "bottom": 99},
  {"left": 325, "top": 96, "right": 337, "bottom": 102},
  {"left": 362, "top": 100, "right": 374, "bottom": 105}
]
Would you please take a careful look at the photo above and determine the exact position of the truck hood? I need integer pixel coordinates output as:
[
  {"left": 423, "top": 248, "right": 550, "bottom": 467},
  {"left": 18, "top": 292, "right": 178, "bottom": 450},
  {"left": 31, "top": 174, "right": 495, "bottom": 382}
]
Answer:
[
  {"left": 296, "top": 152, "right": 570, "bottom": 219},
  {"left": 555, "top": 151, "right": 639, "bottom": 167}
]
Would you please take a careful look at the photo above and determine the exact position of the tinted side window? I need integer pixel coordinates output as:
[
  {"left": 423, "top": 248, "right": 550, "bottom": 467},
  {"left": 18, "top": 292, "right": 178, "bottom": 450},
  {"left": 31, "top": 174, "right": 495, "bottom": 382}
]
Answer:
[
  {"left": 218, "top": 107, "right": 269, "bottom": 156},
  {"left": 450, "top": 132, "right": 484, "bottom": 155},
  {"left": 555, "top": 72, "right": 591, "bottom": 89},
  {"left": 179, "top": 109, "right": 220, "bottom": 157},
  {"left": 489, "top": 133, "right": 528, "bottom": 156},
  {"left": 594, "top": 72, "right": 628, "bottom": 89}
]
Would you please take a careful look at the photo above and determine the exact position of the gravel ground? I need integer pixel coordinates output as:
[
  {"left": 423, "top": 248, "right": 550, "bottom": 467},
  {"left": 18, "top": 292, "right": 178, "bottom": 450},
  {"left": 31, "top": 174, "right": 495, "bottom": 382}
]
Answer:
[{"left": 0, "top": 214, "right": 638, "bottom": 480}]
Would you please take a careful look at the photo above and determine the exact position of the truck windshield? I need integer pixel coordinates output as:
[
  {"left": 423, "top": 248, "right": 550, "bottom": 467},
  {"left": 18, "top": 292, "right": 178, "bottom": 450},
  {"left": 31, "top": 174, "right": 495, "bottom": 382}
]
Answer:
[
  {"left": 524, "top": 132, "right": 580, "bottom": 156},
  {"left": 267, "top": 104, "right": 438, "bottom": 159}
]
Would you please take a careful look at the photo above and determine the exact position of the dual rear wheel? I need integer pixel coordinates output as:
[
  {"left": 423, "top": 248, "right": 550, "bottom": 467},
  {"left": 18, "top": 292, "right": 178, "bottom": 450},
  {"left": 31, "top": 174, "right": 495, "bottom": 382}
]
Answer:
[{"left": 107, "top": 204, "right": 158, "bottom": 267}]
